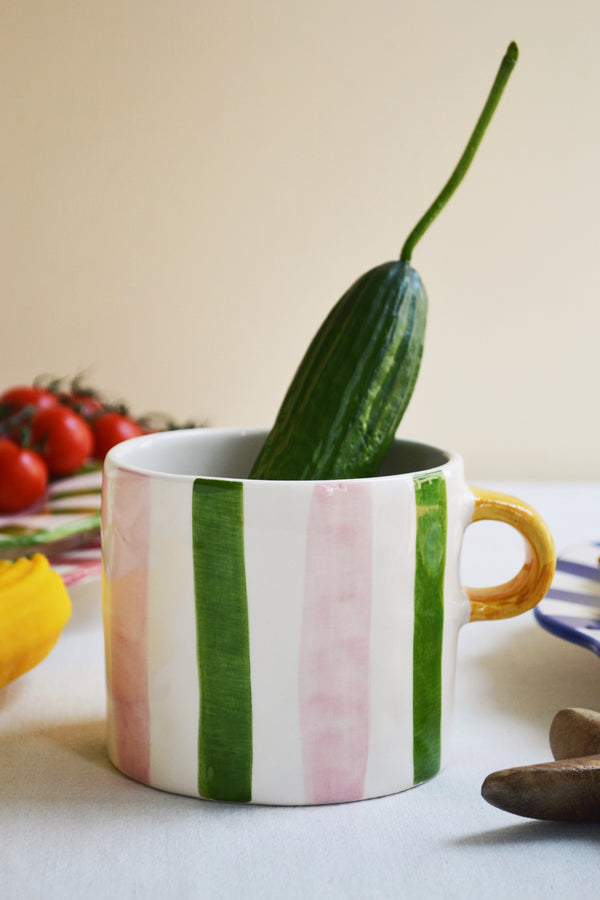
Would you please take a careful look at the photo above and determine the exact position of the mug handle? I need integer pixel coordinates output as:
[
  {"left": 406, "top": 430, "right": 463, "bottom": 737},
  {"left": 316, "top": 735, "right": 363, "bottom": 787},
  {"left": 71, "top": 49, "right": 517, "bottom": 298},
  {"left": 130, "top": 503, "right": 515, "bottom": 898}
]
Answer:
[{"left": 466, "top": 487, "right": 556, "bottom": 622}]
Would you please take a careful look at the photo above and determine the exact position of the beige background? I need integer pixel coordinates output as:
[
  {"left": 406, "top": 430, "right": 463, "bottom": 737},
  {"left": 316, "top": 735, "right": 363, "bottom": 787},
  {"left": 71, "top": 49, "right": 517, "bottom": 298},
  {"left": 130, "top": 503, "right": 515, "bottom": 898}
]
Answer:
[{"left": 1, "top": 1, "right": 597, "bottom": 480}]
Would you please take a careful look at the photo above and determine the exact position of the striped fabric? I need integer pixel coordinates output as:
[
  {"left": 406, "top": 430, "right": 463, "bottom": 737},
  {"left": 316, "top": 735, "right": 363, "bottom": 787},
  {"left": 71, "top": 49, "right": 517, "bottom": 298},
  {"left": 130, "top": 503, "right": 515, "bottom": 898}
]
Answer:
[
  {"left": 0, "top": 467, "right": 102, "bottom": 561},
  {"left": 103, "top": 465, "right": 468, "bottom": 805}
]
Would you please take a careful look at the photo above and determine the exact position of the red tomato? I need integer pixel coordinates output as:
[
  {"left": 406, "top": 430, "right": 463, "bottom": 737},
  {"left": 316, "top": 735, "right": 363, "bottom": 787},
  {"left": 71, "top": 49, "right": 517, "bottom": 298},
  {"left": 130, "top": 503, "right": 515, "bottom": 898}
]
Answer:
[
  {"left": 62, "top": 391, "right": 105, "bottom": 420},
  {"left": 0, "top": 439, "right": 48, "bottom": 513},
  {"left": 0, "top": 385, "right": 58, "bottom": 415},
  {"left": 92, "top": 412, "right": 145, "bottom": 460},
  {"left": 31, "top": 406, "right": 94, "bottom": 476}
]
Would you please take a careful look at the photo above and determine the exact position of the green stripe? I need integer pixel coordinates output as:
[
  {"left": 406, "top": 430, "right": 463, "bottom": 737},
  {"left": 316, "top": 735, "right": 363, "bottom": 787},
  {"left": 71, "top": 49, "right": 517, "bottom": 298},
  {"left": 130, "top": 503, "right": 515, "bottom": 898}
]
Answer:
[
  {"left": 192, "top": 478, "right": 252, "bottom": 802},
  {"left": 0, "top": 516, "right": 101, "bottom": 550},
  {"left": 49, "top": 487, "right": 102, "bottom": 500},
  {"left": 412, "top": 471, "right": 447, "bottom": 784}
]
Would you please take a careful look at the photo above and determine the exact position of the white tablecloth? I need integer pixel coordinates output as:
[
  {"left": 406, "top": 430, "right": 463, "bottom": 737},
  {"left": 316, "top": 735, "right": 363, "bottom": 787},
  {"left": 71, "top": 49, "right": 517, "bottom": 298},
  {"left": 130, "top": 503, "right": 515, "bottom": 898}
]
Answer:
[{"left": 2, "top": 482, "right": 600, "bottom": 899}]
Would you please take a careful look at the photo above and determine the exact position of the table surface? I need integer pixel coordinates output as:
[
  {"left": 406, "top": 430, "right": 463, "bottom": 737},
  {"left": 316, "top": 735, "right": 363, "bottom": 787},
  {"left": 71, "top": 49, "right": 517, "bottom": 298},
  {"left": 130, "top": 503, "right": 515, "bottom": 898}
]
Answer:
[{"left": 3, "top": 481, "right": 600, "bottom": 900}]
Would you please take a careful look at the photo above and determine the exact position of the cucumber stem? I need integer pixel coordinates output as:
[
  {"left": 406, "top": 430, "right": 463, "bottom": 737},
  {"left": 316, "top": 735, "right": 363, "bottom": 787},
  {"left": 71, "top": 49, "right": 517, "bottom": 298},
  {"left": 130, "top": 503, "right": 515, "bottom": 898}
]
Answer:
[{"left": 400, "top": 41, "right": 518, "bottom": 263}]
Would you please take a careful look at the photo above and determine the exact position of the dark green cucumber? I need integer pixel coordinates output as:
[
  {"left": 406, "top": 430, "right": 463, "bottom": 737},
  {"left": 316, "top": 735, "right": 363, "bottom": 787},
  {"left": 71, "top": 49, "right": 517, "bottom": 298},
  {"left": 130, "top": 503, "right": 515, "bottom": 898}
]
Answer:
[
  {"left": 250, "top": 42, "right": 518, "bottom": 481},
  {"left": 251, "top": 261, "right": 426, "bottom": 479}
]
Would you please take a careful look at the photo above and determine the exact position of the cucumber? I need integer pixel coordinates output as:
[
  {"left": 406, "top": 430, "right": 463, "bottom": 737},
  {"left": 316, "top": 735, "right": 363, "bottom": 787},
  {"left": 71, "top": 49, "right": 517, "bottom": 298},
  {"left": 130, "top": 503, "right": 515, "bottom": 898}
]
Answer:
[
  {"left": 250, "top": 42, "right": 518, "bottom": 481},
  {"left": 251, "top": 261, "right": 426, "bottom": 479}
]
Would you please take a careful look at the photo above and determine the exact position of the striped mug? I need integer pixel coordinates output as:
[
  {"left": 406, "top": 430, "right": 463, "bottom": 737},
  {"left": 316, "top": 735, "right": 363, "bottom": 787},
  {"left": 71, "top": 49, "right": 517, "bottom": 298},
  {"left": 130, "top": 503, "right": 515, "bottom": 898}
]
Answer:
[{"left": 101, "top": 427, "right": 555, "bottom": 805}]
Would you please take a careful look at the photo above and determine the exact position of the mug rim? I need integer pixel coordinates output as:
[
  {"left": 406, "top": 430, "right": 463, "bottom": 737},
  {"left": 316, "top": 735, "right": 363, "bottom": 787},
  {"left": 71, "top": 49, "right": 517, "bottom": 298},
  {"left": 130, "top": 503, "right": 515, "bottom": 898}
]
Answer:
[{"left": 104, "top": 426, "right": 459, "bottom": 483}]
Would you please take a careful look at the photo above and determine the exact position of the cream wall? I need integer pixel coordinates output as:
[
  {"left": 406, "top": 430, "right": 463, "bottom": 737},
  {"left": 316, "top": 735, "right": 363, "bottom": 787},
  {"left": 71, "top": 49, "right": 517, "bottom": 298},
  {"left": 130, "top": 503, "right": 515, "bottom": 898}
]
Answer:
[{"left": 1, "top": 1, "right": 598, "bottom": 480}]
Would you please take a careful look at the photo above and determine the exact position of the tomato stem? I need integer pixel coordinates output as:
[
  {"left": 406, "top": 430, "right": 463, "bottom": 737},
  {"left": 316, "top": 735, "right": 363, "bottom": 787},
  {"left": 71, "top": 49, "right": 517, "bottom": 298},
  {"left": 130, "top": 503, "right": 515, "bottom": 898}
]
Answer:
[
  {"left": 400, "top": 41, "right": 518, "bottom": 263},
  {"left": 0, "top": 405, "right": 34, "bottom": 439}
]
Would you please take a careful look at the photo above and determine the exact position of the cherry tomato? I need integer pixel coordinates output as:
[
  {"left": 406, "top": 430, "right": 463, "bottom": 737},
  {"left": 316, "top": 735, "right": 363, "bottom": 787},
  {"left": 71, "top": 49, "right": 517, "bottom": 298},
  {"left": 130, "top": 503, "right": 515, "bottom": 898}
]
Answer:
[
  {"left": 92, "top": 412, "right": 145, "bottom": 460},
  {"left": 31, "top": 406, "right": 94, "bottom": 476},
  {"left": 0, "top": 385, "right": 58, "bottom": 416},
  {"left": 0, "top": 439, "right": 48, "bottom": 513},
  {"left": 61, "top": 391, "right": 105, "bottom": 420}
]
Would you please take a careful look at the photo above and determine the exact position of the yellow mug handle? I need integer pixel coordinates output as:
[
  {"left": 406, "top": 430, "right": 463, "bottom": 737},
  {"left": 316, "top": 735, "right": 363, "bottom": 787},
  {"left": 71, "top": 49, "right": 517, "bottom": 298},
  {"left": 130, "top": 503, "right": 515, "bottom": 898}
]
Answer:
[{"left": 466, "top": 487, "right": 556, "bottom": 623}]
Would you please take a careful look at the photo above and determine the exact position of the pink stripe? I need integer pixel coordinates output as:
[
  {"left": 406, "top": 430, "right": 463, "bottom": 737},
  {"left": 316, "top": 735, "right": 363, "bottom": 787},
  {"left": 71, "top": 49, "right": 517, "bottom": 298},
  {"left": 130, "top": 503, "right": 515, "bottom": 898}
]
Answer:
[
  {"left": 105, "top": 469, "right": 151, "bottom": 784},
  {"left": 299, "top": 482, "right": 372, "bottom": 804},
  {"left": 57, "top": 562, "right": 103, "bottom": 585}
]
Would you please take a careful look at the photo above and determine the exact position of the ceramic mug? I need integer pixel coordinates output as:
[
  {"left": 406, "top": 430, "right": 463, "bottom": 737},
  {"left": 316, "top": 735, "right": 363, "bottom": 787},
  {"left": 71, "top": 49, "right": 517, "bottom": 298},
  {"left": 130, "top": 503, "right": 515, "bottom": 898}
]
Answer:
[{"left": 101, "top": 427, "right": 555, "bottom": 805}]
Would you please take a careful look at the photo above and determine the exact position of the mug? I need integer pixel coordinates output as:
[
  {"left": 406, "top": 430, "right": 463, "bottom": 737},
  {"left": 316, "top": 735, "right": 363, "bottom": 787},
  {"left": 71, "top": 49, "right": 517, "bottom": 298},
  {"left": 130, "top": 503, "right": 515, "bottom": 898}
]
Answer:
[{"left": 101, "top": 427, "right": 555, "bottom": 805}]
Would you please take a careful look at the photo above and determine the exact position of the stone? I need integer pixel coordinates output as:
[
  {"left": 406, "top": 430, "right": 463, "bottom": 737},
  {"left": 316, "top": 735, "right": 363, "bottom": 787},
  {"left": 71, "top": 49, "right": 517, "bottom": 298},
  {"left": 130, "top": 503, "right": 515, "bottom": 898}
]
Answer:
[
  {"left": 481, "top": 754, "right": 600, "bottom": 821},
  {"left": 549, "top": 708, "right": 600, "bottom": 761},
  {"left": 481, "top": 709, "right": 600, "bottom": 821}
]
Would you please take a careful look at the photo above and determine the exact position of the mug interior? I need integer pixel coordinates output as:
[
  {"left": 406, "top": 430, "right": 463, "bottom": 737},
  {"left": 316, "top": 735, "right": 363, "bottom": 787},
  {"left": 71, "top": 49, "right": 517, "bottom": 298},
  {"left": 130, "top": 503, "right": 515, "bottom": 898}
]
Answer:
[{"left": 106, "top": 428, "right": 451, "bottom": 480}]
